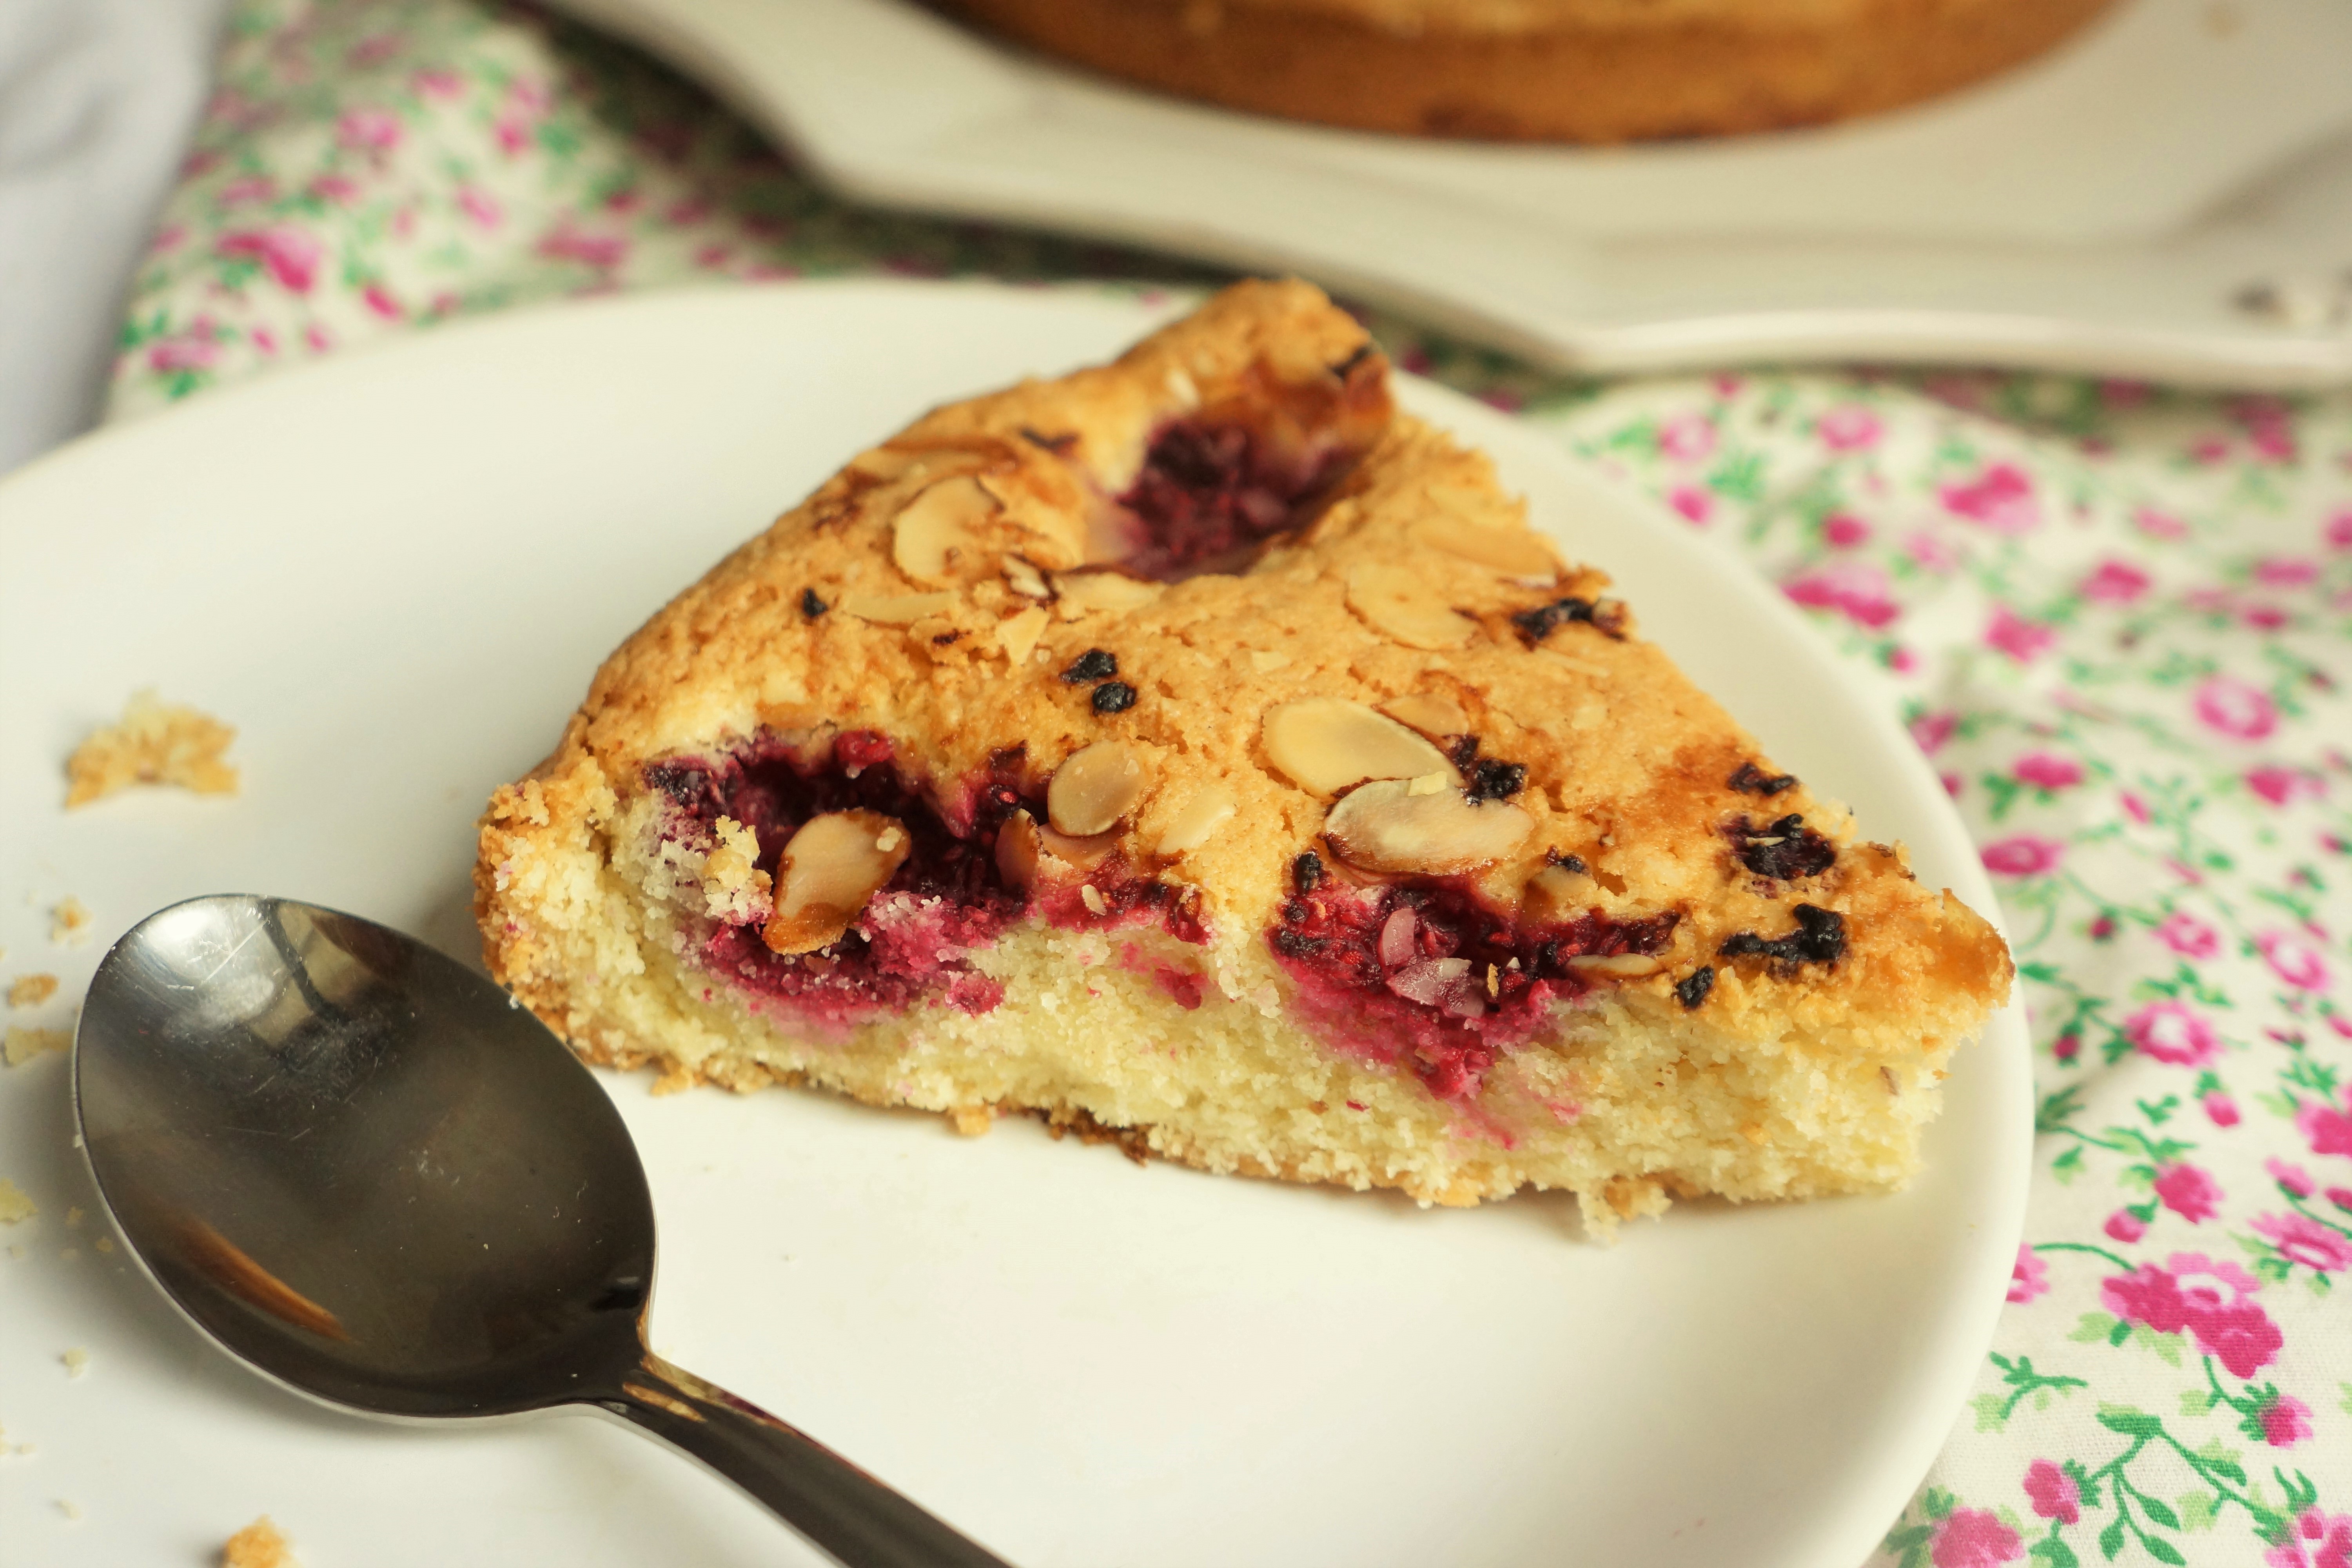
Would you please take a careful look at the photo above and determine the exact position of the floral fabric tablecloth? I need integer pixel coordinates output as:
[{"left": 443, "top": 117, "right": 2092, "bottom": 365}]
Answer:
[{"left": 106, "top": 3, "right": 2352, "bottom": 1563}]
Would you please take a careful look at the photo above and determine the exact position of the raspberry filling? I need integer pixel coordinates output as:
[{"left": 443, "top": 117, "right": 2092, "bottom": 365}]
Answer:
[
  {"left": 646, "top": 734, "right": 1204, "bottom": 1031},
  {"left": 1115, "top": 419, "right": 1364, "bottom": 581},
  {"left": 1268, "top": 878, "right": 1679, "bottom": 1102}
]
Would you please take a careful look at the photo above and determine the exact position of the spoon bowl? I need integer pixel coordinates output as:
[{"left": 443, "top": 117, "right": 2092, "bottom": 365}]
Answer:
[{"left": 76, "top": 893, "right": 1012, "bottom": 1567}]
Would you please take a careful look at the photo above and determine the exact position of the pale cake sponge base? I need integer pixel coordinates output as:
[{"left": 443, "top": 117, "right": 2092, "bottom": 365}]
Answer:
[{"left": 485, "top": 771, "right": 1967, "bottom": 1236}]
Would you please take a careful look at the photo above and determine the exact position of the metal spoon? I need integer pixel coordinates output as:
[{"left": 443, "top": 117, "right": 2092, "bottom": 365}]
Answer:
[{"left": 73, "top": 893, "right": 1014, "bottom": 1568}]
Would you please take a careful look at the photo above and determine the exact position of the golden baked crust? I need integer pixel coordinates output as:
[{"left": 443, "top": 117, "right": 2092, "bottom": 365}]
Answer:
[
  {"left": 935, "top": 0, "right": 2120, "bottom": 142},
  {"left": 478, "top": 279, "right": 2009, "bottom": 1232}
]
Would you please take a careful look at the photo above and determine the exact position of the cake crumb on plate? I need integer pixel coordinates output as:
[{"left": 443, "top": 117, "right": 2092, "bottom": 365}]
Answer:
[
  {"left": 222, "top": 1515, "right": 300, "bottom": 1568},
  {"left": 6, "top": 973, "right": 57, "bottom": 1007},
  {"left": 64, "top": 689, "right": 239, "bottom": 808},
  {"left": 48, "top": 898, "right": 92, "bottom": 945},
  {"left": 60, "top": 1348, "right": 88, "bottom": 1378},
  {"left": 4, "top": 1027, "right": 69, "bottom": 1067},
  {"left": 0, "top": 1180, "right": 34, "bottom": 1224}
]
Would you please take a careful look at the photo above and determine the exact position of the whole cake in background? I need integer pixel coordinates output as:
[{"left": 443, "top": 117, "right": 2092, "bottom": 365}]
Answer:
[
  {"left": 931, "top": 0, "right": 2121, "bottom": 142},
  {"left": 475, "top": 279, "right": 2011, "bottom": 1234}
]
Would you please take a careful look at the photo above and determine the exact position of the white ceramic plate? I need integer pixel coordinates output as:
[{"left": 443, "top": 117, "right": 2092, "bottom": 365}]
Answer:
[
  {"left": 0, "top": 286, "right": 2029, "bottom": 1567},
  {"left": 544, "top": 0, "right": 2352, "bottom": 387}
]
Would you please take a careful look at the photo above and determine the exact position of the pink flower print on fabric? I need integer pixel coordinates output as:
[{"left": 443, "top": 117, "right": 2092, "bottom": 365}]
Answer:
[
  {"left": 1654, "top": 413, "right": 1715, "bottom": 462},
  {"left": 1816, "top": 405, "right": 1882, "bottom": 451},
  {"left": 1940, "top": 463, "right": 2039, "bottom": 534},
  {"left": 1930, "top": 1508, "right": 2022, "bottom": 1568},
  {"left": 2156, "top": 912, "right": 2221, "bottom": 960},
  {"left": 336, "top": 107, "right": 403, "bottom": 151},
  {"left": 2269, "top": 1510, "right": 2352, "bottom": 1568},
  {"left": 1981, "top": 835, "right": 2064, "bottom": 878},
  {"left": 2124, "top": 1000, "right": 2222, "bottom": 1066},
  {"left": 2101, "top": 1253, "right": 2280, "bottom": 1377},
  {"left": 2258, "top": 931, "right": 2332, "bottom": 992},
  {"left": 2105, "top": 1209, "right": 2148, "bottom": 1243},
  {"left": 2328, "top": 511, "right": 2352, "bottom": 551},
  {"left": 457, "top": 185, "right": 503, "bottom": 229},
  {"left": 147, "top": 338, "right": 218, "bottom": 373},
  {"left": 1784, "top": 561, "right": 1900, "bottom": 629},
  {"left": 2135, "top": 506, "right": 2191, "bottom": 540},
  {"left": 2007, "top": 1246, "right": 2048, "bottom": 1303},
  {"left": 1906, "top": 529, "right": 1962, "bottom": 574},
  {"left": 2253, "top": 1213, "right": 2352, "bottom": 1274},
  {"left": 2022, "top": 1460, "right": 2080, "bottom": 1525},
  {"left": 2013, "top": 753, "right": 2083, "bottom": 790},
  {"left": 1668, "top": 485, "right": 1711, "bottom": 525},
  {"left": 2270, "top": 1159, "right": 2318, "bottom": 1198},
  {"left": 1911, "top": 711, "right": 1957, "bottom": 755},
  {"left": 538, "top": 226, "right": 629, "bottom": 269},
  {"left": 1985, "top": 603, "right": 2056, "bottom": 662},
  {"left": 2295, "top": 1094, "right": 2352, "bottom": 1158},
  {"left": 1821, "top": 512, "right": 1871, "bottom": 548},
  {"left": 2259, "top": 1393, "right": 2314, "bottom": 1448},
  {"left": 2205, "top": 1091, "right": 2241, "bottom": 1127},
  {"left": 216, "top": 227, "right": 323, "bottom": 293},
  {"left": 2080, "top": 559, "right": 2151, "bottom": 604},
  {"left": 2194, "top": 676, "right": 2280, "bottom": 741},
  {"left": 2248, "top": 766, "right": 2323, "bottom": 806},
  {"left": 2254, "top": 556, "right": 2319, "bottom": 588},
  {"left": 2154, "top": 1163, "right": 2223, "bottom": 1223}
]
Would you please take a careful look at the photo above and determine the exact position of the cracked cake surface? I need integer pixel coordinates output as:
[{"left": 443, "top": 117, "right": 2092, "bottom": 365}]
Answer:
[{"left": 476, "top": 278, "right": 2010, "bottom": 1234}]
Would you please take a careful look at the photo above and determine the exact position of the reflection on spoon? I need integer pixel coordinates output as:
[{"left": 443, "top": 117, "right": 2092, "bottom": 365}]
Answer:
[{"left": 77, "top": 893, "right": 1014, "bottom": 1568}]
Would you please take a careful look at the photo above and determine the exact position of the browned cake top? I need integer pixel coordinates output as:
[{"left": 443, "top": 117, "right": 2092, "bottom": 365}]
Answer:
[{"left": 537, "top": 279, "right": 2009, "bottom": 1046}]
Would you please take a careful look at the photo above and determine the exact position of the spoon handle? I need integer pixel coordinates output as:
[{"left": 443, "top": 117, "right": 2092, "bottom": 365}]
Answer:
[{"left": 597, "top": 1352, "right": 1018, "bottom": 1568}]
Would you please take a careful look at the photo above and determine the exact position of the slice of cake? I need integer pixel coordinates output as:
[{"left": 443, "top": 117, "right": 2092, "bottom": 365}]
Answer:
[{"left": 476, "top": 279, "right": 2009, "bottom": 1233}]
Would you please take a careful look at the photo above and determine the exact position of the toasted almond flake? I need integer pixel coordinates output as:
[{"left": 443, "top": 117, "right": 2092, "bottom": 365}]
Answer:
[
  {"left": 1047, "top": 742, "right": 1145, "bottom": 837},
  {"left": 762, "top": 809, "right": 911, "bottom": 955},
  {"left": 1379, "top": 693, "right": 1468, "bottom": 738},
  {"left": 1345, "top": 561, "right": 1475, "bottom": 650},
  {"left": 1261, "top": 698, "right": 1456, "bottom": 798},
  {"left": 1165, "top": 367, "right": 1200, "bottom": 409},
  {"left": 1412, "top": 517, "right": 1559, "bottom": 581},
  {"left": 849, "top": 446, "right": 927, "bottom": 483},
  {"left": 1051, "top": 570, "right": 1163, "bottom": 615},
  {"left": 841, "top": 590, "right": 956, "bottom": 626},
  {"left": 1080, "top": 885, "right": 1108, "bottom": 916},
  {"left": 1323, "top": 780, "right": 1532, "bottom": 875},
  {"left": 1002, "top": 557, "right": 1051, "bottom": 598},
  {"left": 1537, "top": 650, "right": 1610, "bottom": 679},
  {"left": 994, "top": 605, "right": 1049, "bottom": 664},
  {"left": 1247, "top": 649, "right": 1292, "bottom": 673},
  {"left": 1156, "top": 782, "right": 1236, "bottom": 856},
  {"left": 1406, "top": 770, "right": 1448, "bottom": 797},
  {"left": 1568, "top": 954, "right": 1662, "bottom": 977},
  {"left": 1520, "top": 864, "right": 1591, "bottom": 924},
  {"left": 891, "top": 474, "right": 998, "bottom": 586}
]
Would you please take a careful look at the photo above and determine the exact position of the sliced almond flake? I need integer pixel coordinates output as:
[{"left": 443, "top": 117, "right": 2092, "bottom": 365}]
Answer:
[
  {"left": 1379, "top": 693, "right": 1467, "bottom": 738},
  {"left": 1323, "top": 780, "right": 1532, "bottom": 875},
  {"left": 1411, "top": 516, "right": 1559, "bottom": 582},
  {"left": 1047, "top": 743, "right": 1146, "bottom": 837},
  {"left": 1568, "top": 954, "right": 1662, "bottom": 977},
  {"left": 1051, "top": 571, "right": 1163, "bottom": 615},
  {"left": 763, "top": 809, "right": 911, "bottom": 955},
  {"left": 1002, "top": 557, "right": 1051, "bottom": 598},
  {"left": 1156, "top": 783, "right": 1236, "bottom": 856},
  {"left": 891, "top": 475, "right": 998, "bottom": 586},
  {"left": 1344, "top": 561, "right": 1475, "bottom": 650},
  {"left": 1537, "top": 650, "right": 1611, "bottom": 679},
  {"left": 841, "top": 591, "right": 957, "bottom": 626},
  {"left": 994, "top": 605, "right": 1050, "bottom": 665},
  {"left": 1247, "top": 649, "right": 1292, "bottom": 674},
  {"left": 1261, "top": 699, "right": 1456, "bottom": 798}
]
